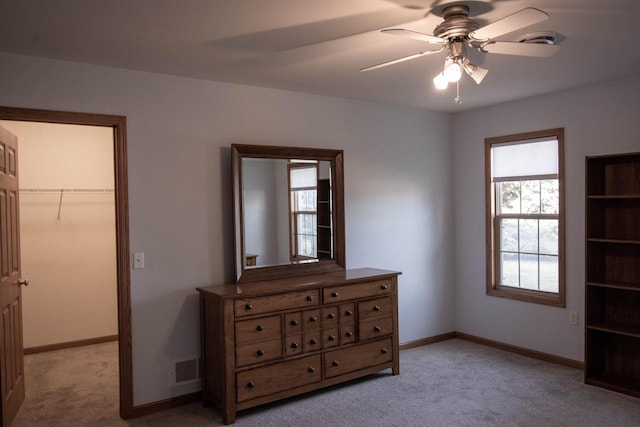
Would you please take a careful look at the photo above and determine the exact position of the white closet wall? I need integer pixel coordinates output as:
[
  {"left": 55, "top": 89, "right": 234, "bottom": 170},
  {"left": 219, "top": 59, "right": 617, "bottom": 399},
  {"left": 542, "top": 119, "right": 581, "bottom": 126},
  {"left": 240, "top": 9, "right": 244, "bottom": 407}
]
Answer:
[{"left": 0, "top": 120, "right": 117, "bottom": 349}]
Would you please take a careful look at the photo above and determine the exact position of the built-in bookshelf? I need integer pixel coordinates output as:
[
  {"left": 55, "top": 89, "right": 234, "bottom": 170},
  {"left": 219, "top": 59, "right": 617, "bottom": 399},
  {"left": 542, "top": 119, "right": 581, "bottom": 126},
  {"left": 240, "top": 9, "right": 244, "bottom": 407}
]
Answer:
[
  {"left": 585, "top": 152, "right": 640, "bottom": 398},
  {"left": 317, "top": 178, "right": 332, "bottom": 260}
]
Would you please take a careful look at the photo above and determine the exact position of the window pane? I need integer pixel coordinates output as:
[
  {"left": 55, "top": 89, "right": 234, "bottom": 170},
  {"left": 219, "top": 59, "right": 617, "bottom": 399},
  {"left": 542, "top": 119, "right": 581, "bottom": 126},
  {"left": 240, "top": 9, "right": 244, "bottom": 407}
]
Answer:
[
  {"left": 500, "top": 218, "right": 518, "bottom": 252},
  {"left": 519, "top": 253, "right": 539, "bottom": 290},
  {"left": 521, "top": 180, "right": 540, "bottom": 214},
  {"left": 498, "top": 181, "right": 520, "bottom": 214},
  {"left": 519, "top": 219, "right": 538, "bottom": 254},
  {"left": 294, "top": 191, "right": 303, "bottom": 211},
  {"left": 539, "top": 255, "right": 559, "bottom": 293},
  {"left": 297, "top": 235, "right": 316, "bottom": 257},
  {"left": 295, "top": 190, "right": 317, "bottom": 212},
  {"left": 541, "top": 179, "right": 559, "bottom": 214},
  {"left": 297, "top": 214, "right": 317, "bottom": 235},
  {"left": 539, "top": 219, "right": 558, "bottom": 255},
  {"left": 500, "top": 252, "right": 519, "bottom": 287}
]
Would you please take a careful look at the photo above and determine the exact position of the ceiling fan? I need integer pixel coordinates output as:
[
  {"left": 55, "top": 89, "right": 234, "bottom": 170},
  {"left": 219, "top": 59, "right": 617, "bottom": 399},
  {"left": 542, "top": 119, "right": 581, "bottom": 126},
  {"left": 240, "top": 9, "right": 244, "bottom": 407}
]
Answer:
[{"left": 360, "top": 3, "right": 561, "bottom": 104}]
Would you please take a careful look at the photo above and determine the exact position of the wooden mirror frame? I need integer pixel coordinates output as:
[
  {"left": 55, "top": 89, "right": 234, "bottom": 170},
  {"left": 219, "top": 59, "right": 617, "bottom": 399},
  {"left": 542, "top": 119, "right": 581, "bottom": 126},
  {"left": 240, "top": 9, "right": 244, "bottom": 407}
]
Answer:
[{"left": 232, "top": 144, "right": 345, "bottom": 283}]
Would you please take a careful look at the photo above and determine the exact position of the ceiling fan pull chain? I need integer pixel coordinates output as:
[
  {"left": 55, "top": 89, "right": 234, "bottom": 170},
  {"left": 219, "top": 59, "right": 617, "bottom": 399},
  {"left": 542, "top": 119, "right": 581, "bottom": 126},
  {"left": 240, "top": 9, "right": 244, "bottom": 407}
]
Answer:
[{"left": 455, "top": 80, "right": 462, "bottom": 105}]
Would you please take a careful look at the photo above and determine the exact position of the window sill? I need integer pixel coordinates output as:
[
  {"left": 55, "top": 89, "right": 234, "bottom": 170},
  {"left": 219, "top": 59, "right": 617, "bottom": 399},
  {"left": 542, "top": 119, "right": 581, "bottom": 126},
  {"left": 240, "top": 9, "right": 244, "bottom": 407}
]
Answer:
[{"left": 488, "top": 286, "right": 565, "bottom": 307}]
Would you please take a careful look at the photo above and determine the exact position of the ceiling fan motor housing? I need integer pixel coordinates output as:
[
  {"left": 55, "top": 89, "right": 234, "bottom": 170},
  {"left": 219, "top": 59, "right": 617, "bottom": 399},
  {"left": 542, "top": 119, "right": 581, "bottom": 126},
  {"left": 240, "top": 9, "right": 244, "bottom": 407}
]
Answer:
[
  {"left": 433, "top": 5, "right": 480, "bottom": 40},
  {"left": 448, "top": 41, "right": 466, "bottom": 60}
]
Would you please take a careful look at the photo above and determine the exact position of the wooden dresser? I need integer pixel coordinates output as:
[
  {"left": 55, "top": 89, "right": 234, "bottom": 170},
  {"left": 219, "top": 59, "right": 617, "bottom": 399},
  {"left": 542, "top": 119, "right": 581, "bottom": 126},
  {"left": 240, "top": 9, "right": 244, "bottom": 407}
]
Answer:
[{"left": 198, "top": 268, "right": 400, "bottom": 424}]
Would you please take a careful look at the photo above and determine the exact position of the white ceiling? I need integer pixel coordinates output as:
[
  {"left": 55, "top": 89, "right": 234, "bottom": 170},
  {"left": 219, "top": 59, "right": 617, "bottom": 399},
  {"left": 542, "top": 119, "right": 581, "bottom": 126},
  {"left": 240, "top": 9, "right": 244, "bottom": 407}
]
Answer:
[{"left": 1, "top": 0, "right": 640, "bottom": 112}]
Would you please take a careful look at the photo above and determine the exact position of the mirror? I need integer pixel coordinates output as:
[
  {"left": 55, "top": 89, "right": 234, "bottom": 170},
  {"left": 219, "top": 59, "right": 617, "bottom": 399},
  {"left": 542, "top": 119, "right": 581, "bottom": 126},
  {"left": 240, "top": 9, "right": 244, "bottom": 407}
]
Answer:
[{"left": 232, "top": 144, "right": 345, "bottom": 283}]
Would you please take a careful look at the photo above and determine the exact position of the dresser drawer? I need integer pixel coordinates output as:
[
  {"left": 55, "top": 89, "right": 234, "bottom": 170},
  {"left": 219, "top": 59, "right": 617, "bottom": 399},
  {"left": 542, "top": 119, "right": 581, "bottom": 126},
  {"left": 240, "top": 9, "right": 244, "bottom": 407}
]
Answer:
[
  {"left": 322, "top": 306, "right": 339, "bottom": 327},
  {"left": 235, "top": 290, "right": 320, "bottom": 317},
  {"left": 236, "top": 338, "right": 282, "bottom": 367},
  {"left": 358, "top": 296, "right": 393, "bottom": 322},
  {"left": 285, "top": 334, "right": 303, "bottom": 357},
  {"left": 323, "top": 327, "right": 339, "bottom": 349},
  {"left": 237, "top": 355, "right": 322, "bottom": 403},
  {"left": 324, "top": 338, "right": 393, "bottom": 378},
  {"left": 284, "top": 312, "right": 302, "bottom": 334},
  {"left": 323, "top": 279, "right": 393, "bottom": 303},
  {"left": 359, "top": 316, "right": 393, "bottom": 341},
  {"left": 339, "top": 303, "right": 355, "bottom": 322},
  {"left": 340, "top": 325, "right": 356, "bottom": 345},
  {"left": 302, "top": 309, "right": 321, "bottom": 329},
  {"left": 235, "top": 315, "right": 281, "bottom": 345},
  {"left": 303, "top": 330, "right": 322, "bottom": 353}
]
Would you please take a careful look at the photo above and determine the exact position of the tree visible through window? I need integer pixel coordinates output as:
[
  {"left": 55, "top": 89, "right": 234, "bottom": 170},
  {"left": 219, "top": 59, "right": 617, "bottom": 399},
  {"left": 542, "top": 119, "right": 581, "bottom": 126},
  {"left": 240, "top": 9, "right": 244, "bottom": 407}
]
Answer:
[{"left": 485, "top": 129, "right": 565, "bottom": 307}]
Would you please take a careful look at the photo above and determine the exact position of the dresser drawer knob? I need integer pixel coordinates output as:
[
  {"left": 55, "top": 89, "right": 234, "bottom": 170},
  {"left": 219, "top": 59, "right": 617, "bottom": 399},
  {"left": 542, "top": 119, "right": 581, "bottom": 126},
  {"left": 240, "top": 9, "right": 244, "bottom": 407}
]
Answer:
[
  {"left": 309, "top": 316, "right": 317, "bottom": 322},
  {"left": 306, "top": 295, "right": 314, "bottom": 302},
  {"left": 308, "top": 367, "right": 315, "bottom": 373},
  {"left": 374, "top": 325, "right": 382, "bottom": 332},
  {"left": 381, "top": 284, "right": 388, "bottom": 290},
  {"left": 291, "top": 342, "right": 299, "bottom": 349},
  {"left": 345, "top": 310, "right": 352, "bottom": 316},
  {"left": 310, "top": 338, "right": 318, "bottom": 345},
  {"left": 332, "top": 360, "right": 339, "bottom": 367},
  {"left": 290, "top": 319, "right": 299, "bottom": 326},
  {"left": 245, "top": 303, "right": 252, "bottom": 310},
  {"left": 331, "top": 291, "right": 339, "bottom": 298},
  {"left": 327, "top": 313, "right": 335, "bottom": 319},
  {"left": 256, "top": 325, "right": 264, "bottom": 332},
  {"left": 373, "top": 305, "right": 381, "bottom": 312},
  {"left": 381, "top": 347, "right": 388, "bottom": 354},
  {"left": 345, "top": 330, "right": 353, "bottom": 337},
  {"left": 247, "top": 381, "right": 255, "bottom": 389},
  {"left": 329, "top": 335, "right": 336, "bottom": 341},
  {"left": 256, "top": 349, "right": 265, "bottom": 356}
]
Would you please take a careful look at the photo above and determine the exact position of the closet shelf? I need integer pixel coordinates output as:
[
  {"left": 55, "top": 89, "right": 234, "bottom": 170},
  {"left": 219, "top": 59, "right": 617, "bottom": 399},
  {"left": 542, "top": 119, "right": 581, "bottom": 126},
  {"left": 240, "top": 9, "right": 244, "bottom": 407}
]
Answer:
[{"left": 19, "top": 188, "right": 114, "bottom": 220}]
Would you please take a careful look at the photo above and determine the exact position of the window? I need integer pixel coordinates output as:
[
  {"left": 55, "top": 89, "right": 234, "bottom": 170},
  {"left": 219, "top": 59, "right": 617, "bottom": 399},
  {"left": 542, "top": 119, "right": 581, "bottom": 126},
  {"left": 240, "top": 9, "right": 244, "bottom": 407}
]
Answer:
[
  {"left": 289, "top": 162, "right": 318, "bottom": 260},
  {"left": 485, "top": 129, "right": 565, "bottom": 307}
]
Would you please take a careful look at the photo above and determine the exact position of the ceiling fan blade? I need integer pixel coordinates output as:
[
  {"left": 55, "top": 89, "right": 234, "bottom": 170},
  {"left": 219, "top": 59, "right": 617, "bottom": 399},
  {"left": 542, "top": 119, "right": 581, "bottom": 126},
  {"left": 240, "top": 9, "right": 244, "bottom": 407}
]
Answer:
[
  {"left": 381, "top": 28, "right": 446, "bottom": 44},
  {"left": 360, "top": 47, "right": 445, "bottom": 72},
  {"left": 471, "top": 8, "right": 549, "bottom": 40},
  {"left": 482, "top": 41, "right": 560, "bottom": 57}
]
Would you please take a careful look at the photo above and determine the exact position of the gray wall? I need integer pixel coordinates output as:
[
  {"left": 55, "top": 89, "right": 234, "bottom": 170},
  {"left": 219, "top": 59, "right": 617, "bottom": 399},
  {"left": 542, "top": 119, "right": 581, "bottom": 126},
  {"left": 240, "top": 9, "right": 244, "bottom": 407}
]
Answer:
[
  {"left": 0, "top": 52, "right": 455, "bottom": 405},
  {"left": 242, "top": 158, "right": 281, "bottom": 266},
  {"left": 452, "top": 75, "right": 640, "bottom": 362}
]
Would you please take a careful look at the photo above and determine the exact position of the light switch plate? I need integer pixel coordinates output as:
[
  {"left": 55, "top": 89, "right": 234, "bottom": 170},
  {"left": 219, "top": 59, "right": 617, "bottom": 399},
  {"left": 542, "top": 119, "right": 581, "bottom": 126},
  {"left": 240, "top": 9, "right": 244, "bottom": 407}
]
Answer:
[
  {"left": 133, "top": 252, "right": 145, "bottom": 269},
  {"left": 569, "top": 311, "right": 578, "bottom": 326}
]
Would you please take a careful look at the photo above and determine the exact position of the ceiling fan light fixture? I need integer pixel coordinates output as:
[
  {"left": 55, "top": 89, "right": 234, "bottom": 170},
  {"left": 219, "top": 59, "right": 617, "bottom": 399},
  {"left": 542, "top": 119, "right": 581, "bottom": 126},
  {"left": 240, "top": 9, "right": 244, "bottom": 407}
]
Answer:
[
  {"left": 443, "top": 60, "right": 462, "bottom": 83},
  {"left": 464, "top": 62, "right": 488, "bottom": 84},
  {"left": 433, "top": 72, "right": 449, "bottom": 90}
]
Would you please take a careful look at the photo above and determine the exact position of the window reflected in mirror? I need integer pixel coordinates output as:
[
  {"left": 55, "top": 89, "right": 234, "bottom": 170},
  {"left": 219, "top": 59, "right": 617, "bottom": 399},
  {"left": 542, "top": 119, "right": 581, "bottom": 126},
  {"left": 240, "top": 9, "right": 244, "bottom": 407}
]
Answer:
[{"left": 242, "top": 158, "right": 332, "bottom": 269}]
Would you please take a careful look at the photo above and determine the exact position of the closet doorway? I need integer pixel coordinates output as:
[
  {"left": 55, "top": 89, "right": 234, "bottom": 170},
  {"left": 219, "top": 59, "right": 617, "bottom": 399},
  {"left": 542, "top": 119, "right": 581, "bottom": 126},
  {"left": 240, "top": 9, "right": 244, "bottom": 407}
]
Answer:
[
  {"left": 3, "top": 120, "right": 117, "bottom": 353},
  {"left": 0, "top": 107, "right": 132, "bottom": 422}
]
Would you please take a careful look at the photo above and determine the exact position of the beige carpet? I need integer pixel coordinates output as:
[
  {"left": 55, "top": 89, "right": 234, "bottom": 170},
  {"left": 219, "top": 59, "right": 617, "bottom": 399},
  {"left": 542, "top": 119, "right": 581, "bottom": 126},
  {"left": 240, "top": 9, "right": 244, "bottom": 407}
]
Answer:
[
  {"left": 13, "top": 339, "right": 640, "bottom": 426},
  {"left": 13, "top": 341, "right": 121, "bottom": 426}
]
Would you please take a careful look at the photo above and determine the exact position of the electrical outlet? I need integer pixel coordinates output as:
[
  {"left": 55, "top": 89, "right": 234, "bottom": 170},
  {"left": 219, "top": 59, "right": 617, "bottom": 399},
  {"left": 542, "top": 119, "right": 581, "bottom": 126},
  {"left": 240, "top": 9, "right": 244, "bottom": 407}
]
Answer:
[
  {"left": 569, "top": 311, "right": 578, "bottom": 326},
  {"left": 133, "top": 252, "right": 145, "bottom": 269}
]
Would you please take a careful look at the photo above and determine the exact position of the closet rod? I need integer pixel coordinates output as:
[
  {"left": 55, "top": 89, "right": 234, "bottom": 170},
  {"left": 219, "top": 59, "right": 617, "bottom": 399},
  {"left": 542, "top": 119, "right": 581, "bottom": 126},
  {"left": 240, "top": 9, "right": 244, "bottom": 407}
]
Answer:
[
  {"left": 19, "top": 188, "right": 115, "bottom": 220},
  {"left": 19, "top": 188, "right": 114, "bottom": 193}
]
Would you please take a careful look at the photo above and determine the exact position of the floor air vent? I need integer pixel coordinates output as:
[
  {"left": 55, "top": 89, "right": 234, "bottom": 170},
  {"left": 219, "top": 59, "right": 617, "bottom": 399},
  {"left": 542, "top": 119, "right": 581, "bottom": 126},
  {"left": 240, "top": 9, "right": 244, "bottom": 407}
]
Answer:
[{"left": 175, "top": 359, "right": 198, "bottom": 383}]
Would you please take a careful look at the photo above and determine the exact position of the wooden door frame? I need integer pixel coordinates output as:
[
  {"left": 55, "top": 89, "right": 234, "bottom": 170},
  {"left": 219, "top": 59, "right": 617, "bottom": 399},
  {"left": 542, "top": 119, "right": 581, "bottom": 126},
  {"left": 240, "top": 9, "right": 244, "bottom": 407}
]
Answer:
[{"left": 0, "top": 106, "right": 134, "bottom": 419}]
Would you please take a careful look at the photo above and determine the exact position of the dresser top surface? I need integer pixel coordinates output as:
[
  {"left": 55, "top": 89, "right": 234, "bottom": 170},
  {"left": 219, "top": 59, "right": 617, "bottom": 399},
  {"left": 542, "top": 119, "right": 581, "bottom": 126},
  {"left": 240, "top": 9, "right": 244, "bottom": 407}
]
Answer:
[{"left": 197, "top": 268, "right": 400, "bottom": 298}]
